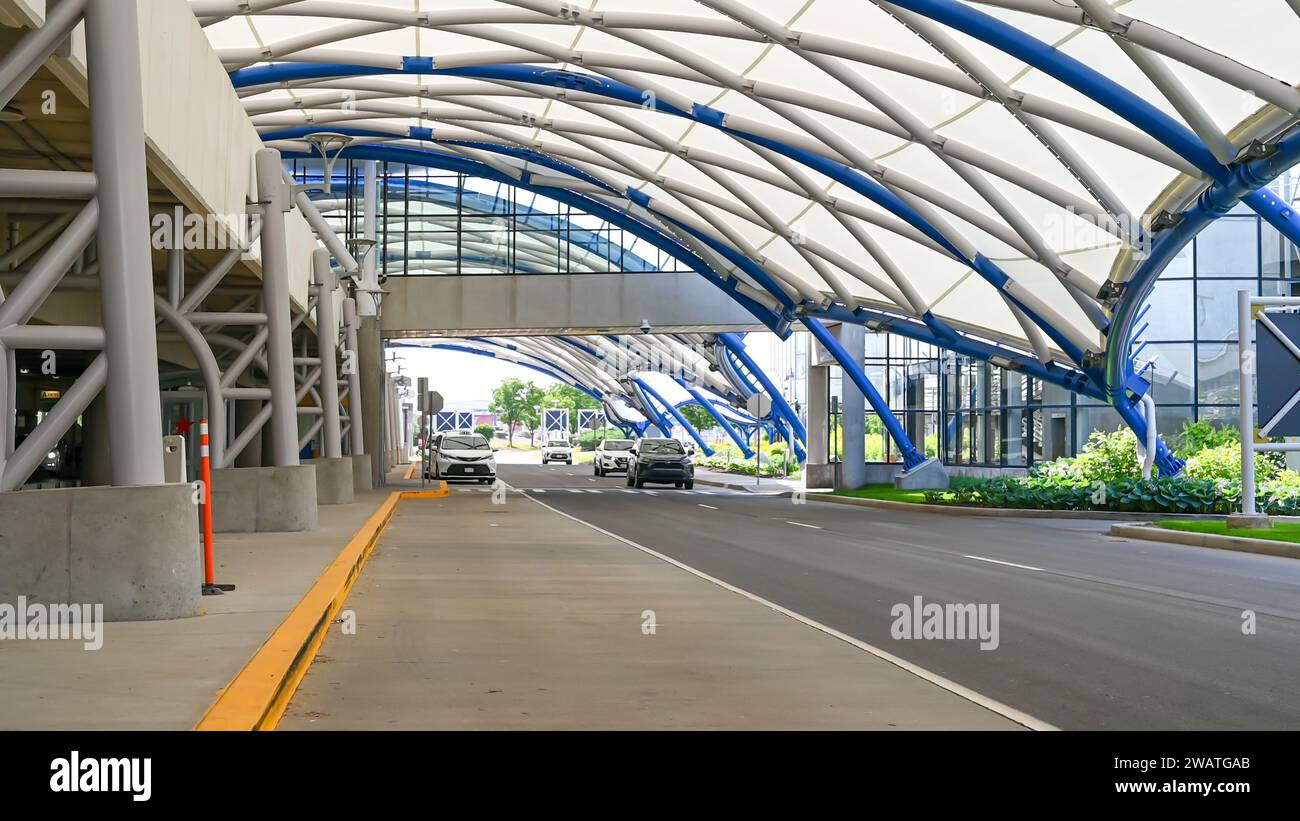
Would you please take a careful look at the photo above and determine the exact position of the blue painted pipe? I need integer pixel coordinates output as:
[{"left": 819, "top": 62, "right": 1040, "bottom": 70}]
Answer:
[
  {"left": 715, "top": 333, "right": 808, "bottom": 447},
  {"left": 679, "top": 382, "right": 754, "bottom": 459},
  {"left": 802, "top": 317, "right": 926, "bottom": 470},
  {"left": 632, "top": 377, "right": 714, "bottom": 457}
]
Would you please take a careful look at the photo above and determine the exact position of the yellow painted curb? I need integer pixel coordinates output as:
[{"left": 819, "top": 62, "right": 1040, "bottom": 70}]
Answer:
[
  {"left": 404, "top": 461, "right": 418, "bottom": 480},
  {"left": 194, "top": 482, "right": 448, "bottom": 731}
]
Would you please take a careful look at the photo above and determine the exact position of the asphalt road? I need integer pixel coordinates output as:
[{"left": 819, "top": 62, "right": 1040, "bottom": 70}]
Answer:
[{"left": 492, "top": 463, "right": 1300, "bottom": 730}]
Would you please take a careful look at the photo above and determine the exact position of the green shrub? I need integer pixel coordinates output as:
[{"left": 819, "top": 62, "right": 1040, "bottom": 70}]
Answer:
[
  {"left": 903, "top": 419, "right": 1300, "bottom": 516},
  {"left": 1174, "top": 419, "right": 1239, "bottom": 457},
  {"left": 1182, "top": 442, "right": 1284, "bottom": 483}
]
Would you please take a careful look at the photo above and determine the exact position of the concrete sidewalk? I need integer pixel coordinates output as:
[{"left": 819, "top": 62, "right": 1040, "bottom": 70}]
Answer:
[
  {"left": 280, "top": 488, "right": 1023, "bottom": 730},
  {"left": 0, "top": 484, "right": 396, "bottom": 730},
  {"left": 693, "top": 468, "right": 822, "bottom": 495}
]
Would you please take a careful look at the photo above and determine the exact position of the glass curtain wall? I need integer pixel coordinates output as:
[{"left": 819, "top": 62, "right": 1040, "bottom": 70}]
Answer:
[
  {"left": 286, "top": 159, "right": 693, "bottom": 276},
  {"left": 818, "top": 171, "right": 1300, "bottom": 469}
]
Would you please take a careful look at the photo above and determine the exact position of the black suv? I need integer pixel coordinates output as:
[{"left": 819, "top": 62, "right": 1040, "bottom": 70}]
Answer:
[{"left": 626, "top": 438, "right": 695, "bottom": 489}]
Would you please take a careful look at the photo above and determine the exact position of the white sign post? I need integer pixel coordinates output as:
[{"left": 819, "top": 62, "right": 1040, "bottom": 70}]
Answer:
[
  {"left": 1233, "top": 289, "right": 1300, "bottom": 529},
  {"left": 746, "top": 394, "right": 772, "bottom": 488}
]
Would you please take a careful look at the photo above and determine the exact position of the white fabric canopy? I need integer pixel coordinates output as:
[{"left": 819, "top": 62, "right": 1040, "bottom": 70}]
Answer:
[{"left": 192, "top": 0, "right": 1300, "bottom": 364}]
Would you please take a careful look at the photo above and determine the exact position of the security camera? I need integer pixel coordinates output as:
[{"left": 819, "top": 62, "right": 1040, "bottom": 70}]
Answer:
[{"left": 639, "top": 319, "right": 652, "bottom": 334}]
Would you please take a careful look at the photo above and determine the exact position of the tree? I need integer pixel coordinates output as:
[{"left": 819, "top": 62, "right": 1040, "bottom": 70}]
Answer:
[
  {"left": 541, "top": 383, "right": 600, "bottom": 433},
  {"left": 474, "top": 423, "right": 497, "bottom": 442},
  {"left": 489, "top": 378, "right": 544, "bottom": 446},
  {"left": 680, "top": 403, "right": 718, "bottom": 434}
]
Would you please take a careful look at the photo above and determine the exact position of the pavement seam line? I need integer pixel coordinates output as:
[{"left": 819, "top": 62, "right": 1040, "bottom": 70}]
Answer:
[
  {"left": 519, "top": 490, "right": 1058, "bottom": 732},
  {"left": 193, "top": 481, "right": 449, "bottom": 731}
]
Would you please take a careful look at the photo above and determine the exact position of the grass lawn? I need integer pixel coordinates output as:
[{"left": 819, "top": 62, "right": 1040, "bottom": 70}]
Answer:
[
  {"left": 830, "top": 484, "right": 939, "bottom": 504},
  {"left": 1157, "top": 519, "right": 1300, "bottom": 543}
]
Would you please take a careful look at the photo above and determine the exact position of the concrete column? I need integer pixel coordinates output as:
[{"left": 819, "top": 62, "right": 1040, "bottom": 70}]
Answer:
[
  {"left": 838, "top": 323, "right": 867, "bottom": 490},
  {"left": 313, "top": 250, "right": 343, "bottom": 459},
  {"left": 81, "top": 392, "right": 112, "bottom": 486},
  {"left": 85, "top": 0, "right": 164, "bottom": 486},
  {"left": 254, "top": 149, "right": 299, "bottom": 467},
  {"left": 233, "top": 399, "right": 264, "bottom": 468},
  {"left": 342, "top": 298, "right": 365, "bottom": 455},
  {"left": 805, "top": 362, "right": 832, "bottom": 488}
]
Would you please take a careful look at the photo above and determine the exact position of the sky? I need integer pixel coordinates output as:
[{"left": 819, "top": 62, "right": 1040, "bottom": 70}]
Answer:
[{"left": 388, "top": 346, "right": 560, "bottom": 411}]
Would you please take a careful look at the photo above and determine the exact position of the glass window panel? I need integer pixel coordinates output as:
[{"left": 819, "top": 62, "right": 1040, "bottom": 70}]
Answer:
[
  {"left": 1197, "top": 342, "right": 1239, "bottom": 405},
  {"left": 865, "top": 413, "right": 888, "bottom": 462},
  {"left": 1142, "top": 343, "right": 1195, "bottom": 405},
  {"left": 1039, "top": 380, "right": 1072, "bottom": 408},
  {"left": 1004, "top": 408, "right": 1027, "bottom": 467},
  {"left": 1076, "top": 406, "right": 1124, "bottom": 452},
  {"left": 1196, "top": 280, "right": 1255, "bottom": 343},
  {"left": 1156, "top": 407, "right": 1195, "bottom": 447},
  {"left": 1199, "top": 406, "right": 1240, "bottom": 429},
  {"left": 1140, "top": 279, "right": 1194, "bottom": 340},
  {"left": 1164, "top": 239, "right": 1193, "bottom": 277},
  {"left": 1196, "top": 218, "right": 1258, "bottom": 276}
]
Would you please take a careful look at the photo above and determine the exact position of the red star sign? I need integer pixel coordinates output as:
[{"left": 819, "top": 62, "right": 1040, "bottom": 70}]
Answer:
[{"left": 174, "top": 416, "right": 194, "bottom": 437}]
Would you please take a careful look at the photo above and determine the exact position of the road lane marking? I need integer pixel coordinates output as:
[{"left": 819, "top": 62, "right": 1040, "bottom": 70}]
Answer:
[
  {"left": 964, "top": 555, "right": 1046, "bottom": 573},
  {"left": 786, "top": 521, "right": 822, "bottom": 530},
  {"left": 519, "top": 491, "right": 1056, "bottom": 732},
  {"left": 698, "top": 504, "right": 719, "bottom": 510}
]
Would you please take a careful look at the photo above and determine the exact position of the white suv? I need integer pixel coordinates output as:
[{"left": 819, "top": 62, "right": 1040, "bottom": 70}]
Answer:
[
  {"left": 593, "top": 439, "right": 635, "bottom": 476},
  {"left": 541, "top": 438, "right": 573, "bottom": 465},
  {"left": 427, "top": 433, "right": 497, "bottom": 483}
]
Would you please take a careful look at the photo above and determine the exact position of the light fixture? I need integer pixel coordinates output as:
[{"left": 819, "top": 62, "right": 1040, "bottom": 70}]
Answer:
[
  {"left": 345, "top": 236, "right": 377, "bottom": 268},
  {"left": 299, "top": 132, "right": 354, "bottom": 194}
]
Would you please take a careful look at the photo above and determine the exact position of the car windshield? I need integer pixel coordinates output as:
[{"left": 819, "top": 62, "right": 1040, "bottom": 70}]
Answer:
[
  {"left": 603, "top": 440, "right": 634, "bottom": 451},
  {"left": 442, "top": 435, "right": 489, "bottom": 451},
  {"left": 640, "top": 440, "right": 684, "bottom": 455},
  {"left": 547, "top": 441, "right": 568, "bottom": 448}
]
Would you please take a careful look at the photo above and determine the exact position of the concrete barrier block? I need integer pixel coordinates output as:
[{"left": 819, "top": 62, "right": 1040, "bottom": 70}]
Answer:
[
  {"left": 0, "top": 483, "right": 201, "bottom": 621},
  {"left": 895, "top": 457, "right": 949, "bottom": 490},
  {"left": 211, "top": 464, "right": 318, "bottom": 533},
  {"left": 351, "top": 453, "right": 373, "bottom": 491},
  {"left": 308, "top": 457, "right": 354, "bottom": 505}
]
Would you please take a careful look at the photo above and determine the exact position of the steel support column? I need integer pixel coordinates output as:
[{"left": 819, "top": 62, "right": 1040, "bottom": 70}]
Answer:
[
  {"left": 254, "top": 148, "right": 299, "bottom": 467},
  {"left": 803, "top": 317, "right": 926, "bottom": 472},
  {"left": 342, "top": 297, "right": 366, "bottom": 456},
  {"left": 313, "top": 249, "right": 344, "bottom": 459},
  {"left": 85, "top": 0, "right": 165, "bottom": 486}
]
